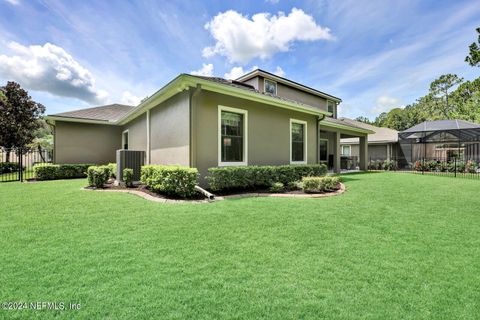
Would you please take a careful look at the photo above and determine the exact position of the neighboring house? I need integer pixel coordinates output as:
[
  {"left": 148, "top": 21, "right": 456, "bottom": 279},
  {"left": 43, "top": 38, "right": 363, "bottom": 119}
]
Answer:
[
  {"left": 340, "top": 118, "right": 399, "bottom": 165},
  {"left": 46, "top": 69, "right": 373, "bottom": 184}
]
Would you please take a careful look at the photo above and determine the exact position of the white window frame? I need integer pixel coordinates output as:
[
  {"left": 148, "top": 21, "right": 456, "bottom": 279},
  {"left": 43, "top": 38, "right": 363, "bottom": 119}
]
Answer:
[
  {"left": 319, "top": 138, "right": 329, "bottom": 162},
  {"left": 264, "top": 78, "right": 277, "bottom": 95},
  {"left": 290, "top": 119, "right": 308, "bottom": 164},
  {"left": 122, "top": 129, "right": 129, "bottom": 150},
  {"left": 218, "top": 105, "right": 248, "bottom": 166},
  {"left": 327, "top": 100, "right": 336, "bottom": 118},
  {"left": 342, "top": 145, "right": 351, "bottom": 156}
]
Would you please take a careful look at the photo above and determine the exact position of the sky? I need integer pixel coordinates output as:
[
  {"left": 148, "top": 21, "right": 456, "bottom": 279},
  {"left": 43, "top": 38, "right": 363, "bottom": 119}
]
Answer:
[{"left": 0, "top": 0, "right": 479, "bottom": 119}]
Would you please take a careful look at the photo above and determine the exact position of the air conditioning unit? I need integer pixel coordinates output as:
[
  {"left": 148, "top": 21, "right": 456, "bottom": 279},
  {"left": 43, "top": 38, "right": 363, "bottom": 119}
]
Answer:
[{"left": 116, "top": 149, "right": 145, "bottom": 183}]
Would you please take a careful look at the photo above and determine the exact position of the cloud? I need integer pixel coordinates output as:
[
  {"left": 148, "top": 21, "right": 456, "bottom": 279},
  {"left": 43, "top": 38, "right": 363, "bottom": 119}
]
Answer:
[
  {"left": 4, "top": 0, "right": 19, "bottom": 5},
  {"left": 203, "top": 8, "right": 333, "bottom": 63},
  {"left": 265, "top": 0, "right": 279, "bottom": 4},
  {"left": 0, "top": 42, "right": 108, "bottom": 104},
  {"left": 371, "top": 95, "right": 403, "bottom": 114},
  {"left": 224, "top": 65, "right": 258, "bottom": 79},
  {"left": 121, "top": 91, "right": 143, "bottom": 106},
  {"left": 273, "top": 66, "right": 285, "bottom": 77},
  {"left": 190, "top": 63, "right": 214, "bottom": 76}
]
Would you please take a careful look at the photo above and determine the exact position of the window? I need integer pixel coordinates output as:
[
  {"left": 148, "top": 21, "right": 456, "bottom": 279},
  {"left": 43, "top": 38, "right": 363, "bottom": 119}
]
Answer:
[
  {"left": 290, "top": 119, "right": 307, "bottom": 164},
  {"left": 327, "top": 101, "right": 336, "bottom": 118},
  {"left": 122, "top": 130, "right": 129, "bottom": 150},
  {"left": 342, "top": 145, "right": 351, "bottom": 156},
  {"left": 319, "top": 139, "right": 328, "bottom": 162},
  {"left": 264, "top": 79, "right": 277, "bottom": 95},
  {"left": 218, "top": 106, "right": 248, "bottom": 166}
]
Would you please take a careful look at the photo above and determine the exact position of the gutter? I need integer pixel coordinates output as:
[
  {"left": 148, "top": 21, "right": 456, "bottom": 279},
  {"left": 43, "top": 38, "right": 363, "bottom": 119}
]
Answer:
[
  {"left": 319, "top": 118, "right": 375, "bottom": 135},
  {"left": 47, "top": 74, "right": 333, "bottom": 126}
]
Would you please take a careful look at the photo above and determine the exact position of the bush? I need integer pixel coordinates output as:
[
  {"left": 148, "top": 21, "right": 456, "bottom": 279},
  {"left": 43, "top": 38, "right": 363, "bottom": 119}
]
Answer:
[
  {"left": 107, "top": 163, "right": 117, "bottom": 179},
  {"left": 206, "top": 164, "right": 327, "bottom": 192},
  {"left": 0, "top": 162, "right": 22, "bottom": 174},
  {"left": 269, "top": 182, "right": 284, "bottom": 193},
  {"left": 123, "top": 168, "right": 134, "bottom": 187},
  {"left": 141, "top": 165, "right": 199, "bottom": 198},
  {"left": 302, "top": 176, "right": 341, "bottom": 193},
  {"left": 87, "top": 166, "right": 110, "bottom": 188},
  {"left": 34, "top": 163, "right": 93, "bottom": 180},
  {"left": 382, "top": 160, "right": 398, "bottom": 171},
  {"left": 465, "top": 160, "right": 477, "bottom": 173}
]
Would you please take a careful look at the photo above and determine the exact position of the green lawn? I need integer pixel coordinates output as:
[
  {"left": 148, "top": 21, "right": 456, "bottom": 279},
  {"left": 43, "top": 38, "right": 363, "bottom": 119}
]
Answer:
[{"left": 1, "top": 173, "right": 479, "bottom": 319}]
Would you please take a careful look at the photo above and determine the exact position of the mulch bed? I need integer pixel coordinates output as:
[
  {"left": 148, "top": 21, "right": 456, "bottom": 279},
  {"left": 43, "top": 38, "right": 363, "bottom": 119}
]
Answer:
[{"left": 83, "top": 182, "right": 346, "bottom": 203}]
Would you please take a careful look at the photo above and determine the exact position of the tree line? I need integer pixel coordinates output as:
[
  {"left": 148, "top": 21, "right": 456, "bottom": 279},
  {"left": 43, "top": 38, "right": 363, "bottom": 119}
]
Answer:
[{"left": 355, "top": 27, "right": 480, "bottom": 132}]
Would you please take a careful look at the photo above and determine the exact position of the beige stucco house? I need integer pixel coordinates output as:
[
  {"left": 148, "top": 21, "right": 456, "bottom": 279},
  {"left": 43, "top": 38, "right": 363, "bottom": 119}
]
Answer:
[
  {"left": 339, "top": 118, "right": 399, "bottom": 165},
  {"left": 47, "top": 69, "right": 373, "bottom": 183}
]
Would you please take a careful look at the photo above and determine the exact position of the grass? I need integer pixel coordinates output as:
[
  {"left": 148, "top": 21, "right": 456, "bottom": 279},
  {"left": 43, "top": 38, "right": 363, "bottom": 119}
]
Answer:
[{"left": 0, "top": 172, "right": 479, "bottom": 319}]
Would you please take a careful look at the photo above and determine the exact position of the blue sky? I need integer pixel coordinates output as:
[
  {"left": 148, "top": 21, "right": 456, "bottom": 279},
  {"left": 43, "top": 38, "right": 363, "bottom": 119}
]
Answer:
[{"left": 0, "top": 0, "right": 479, "bottom": 119}]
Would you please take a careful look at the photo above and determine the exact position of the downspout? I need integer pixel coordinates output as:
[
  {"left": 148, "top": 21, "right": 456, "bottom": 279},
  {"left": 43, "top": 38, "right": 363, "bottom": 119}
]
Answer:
[
  {"left": 146, "top": 110, "right": 150, "bottom": 164},
  {"left": 317, "top": 114, "right": 326, "bottom": 163},
  {"left": 189, "top": 84, "right": 202, "bottom": 167}
]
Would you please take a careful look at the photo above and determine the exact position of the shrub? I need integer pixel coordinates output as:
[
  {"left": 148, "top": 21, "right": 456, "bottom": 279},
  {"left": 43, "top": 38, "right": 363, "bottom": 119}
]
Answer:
[
  {"left": 286, "top": 181, "right": 300, "bottom": 191},
  {"left": 141, "top": 165, "right": 199, "bottom": 198},
  {"left": 0, "top": 162, "right": 22, "bottom": 174},
  {"left": 34, "top": 163, "right": 93, "bottom": 180},
  {"left": 107, "top": 163, "right": 117, "bottom": 179},
  {"left": 123, "top": 168, "right": 134, "bottom": 187},
  {"left": 206, "top": 164, "right": 327, "bottom": 192},
  {"left": 465, "top": 160, "right": 477, "bottom": 173},
  {"left": 86, "top": 166, "right": 110, "bottom": 188},
  {"left": 382, "top": 160, "right": 398, "bottom": 171},
  {"left": 34, "top": 164, "right": 59, "bottom": 180},
  {"left": 269, "top": 182, "right": 284, "bottom": 193},
  {"left": 302, "top": 176, "right": 341, "bottom": 193}
]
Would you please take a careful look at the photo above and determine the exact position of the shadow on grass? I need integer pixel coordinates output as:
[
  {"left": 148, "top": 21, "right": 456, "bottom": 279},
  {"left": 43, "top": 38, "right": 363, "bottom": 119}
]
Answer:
[{"left": 338, "top": 171, "right": 383, "bottom": 182}]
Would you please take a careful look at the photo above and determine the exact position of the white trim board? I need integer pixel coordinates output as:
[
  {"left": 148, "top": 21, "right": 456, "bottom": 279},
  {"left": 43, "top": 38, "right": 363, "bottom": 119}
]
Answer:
[
  {"left": 290, "top": 118, "right": 308, "bottom": 164},
  {"left": 218, "top": 105, "right": 248, "bottom": 167}
]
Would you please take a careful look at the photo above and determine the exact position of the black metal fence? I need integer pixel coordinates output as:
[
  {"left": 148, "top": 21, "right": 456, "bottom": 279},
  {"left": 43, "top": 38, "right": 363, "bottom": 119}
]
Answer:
[
  {"left": 368, "top": 156, "right": 480, "bottom": 179},
  {"left": 0, "top": 148, "right": 53, "bottom": 182}
]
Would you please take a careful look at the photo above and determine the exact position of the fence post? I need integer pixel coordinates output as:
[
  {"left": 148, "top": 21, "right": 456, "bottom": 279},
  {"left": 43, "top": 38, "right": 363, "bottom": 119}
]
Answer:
[
  {"left": 19, "top": 149, "right": 23, "bottom": 182},
  {"left": 454, "top": 157, "right": 457, "bottom": 178},
  {"left": 422, "top": 158, "right": 424, "bottom": 175}
]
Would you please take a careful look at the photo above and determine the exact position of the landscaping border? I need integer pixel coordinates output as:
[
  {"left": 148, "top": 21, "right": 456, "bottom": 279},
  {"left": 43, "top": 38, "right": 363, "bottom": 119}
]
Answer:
[{"left": 81, "top": 182, "right": 345, "bottom": 203}]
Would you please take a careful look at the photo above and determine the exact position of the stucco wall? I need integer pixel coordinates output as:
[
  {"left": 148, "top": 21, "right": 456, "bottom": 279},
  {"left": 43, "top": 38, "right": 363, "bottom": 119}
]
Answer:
[
  {"left": 122, "top": 113, "right": 147, "bottom": 151},
  {"left": 194, "top": 90, "right": 318, "bottom": 180},
  {"left": 54, "top": 121, "right": 122, "bottom": 164},
  {"left": 149, "top": 91, "right": 190, "bottom": 166},
  {"left": 242, "top": 76, "right": 330, "bottom": 113}
]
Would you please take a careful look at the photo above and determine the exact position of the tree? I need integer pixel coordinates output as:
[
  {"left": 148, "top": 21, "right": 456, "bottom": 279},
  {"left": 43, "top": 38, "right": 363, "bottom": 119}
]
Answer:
[
  {"left": 465, "top": 27, "right": 480, "bottom": 67},
  {"left": 354, "top": 116, "right": 373, "bottom": 124},
  {"left": 429, "top": 74, "right": 463, "bottom": 118},
  {"left": 0, "top": 82, "right": 45, "bottom": 161}
]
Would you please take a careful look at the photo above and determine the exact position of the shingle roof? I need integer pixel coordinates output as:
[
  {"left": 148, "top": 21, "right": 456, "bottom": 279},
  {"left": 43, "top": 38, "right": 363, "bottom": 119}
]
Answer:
[
  {"left": 51, "top": 104, "right": 134, "bottom": 122},
  {"left": 339, "top": 118, "right": 398, "bottom": 143},
  {"left": 400, "top": 119, "right": 480, "bottom": 133}
]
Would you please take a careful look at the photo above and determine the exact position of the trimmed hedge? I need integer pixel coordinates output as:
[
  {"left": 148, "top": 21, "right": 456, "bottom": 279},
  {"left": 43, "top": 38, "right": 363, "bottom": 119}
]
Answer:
[
  {"left": 141, "top": 165, "right": 199, "bottom": 198},
  {"left": 123, "top": 168, "right": 134, "bottom": 188},
  {"left": 302, "top": 176, "right": 341, "bottom": 193},
  {"left": 87, "top": 166, "right": 110, "bottom": 188},
  {"left": 0, "top": 162, "right": 22, "bottom": 174},
  {"left": 206, "top": 164, "right": 327, "bottom": 192},
  {"left": 34, "top": 163, "right": 93, "bottom": 180},
  {"left": 107, "top": 163, "right": 117, "bottom": 179}
]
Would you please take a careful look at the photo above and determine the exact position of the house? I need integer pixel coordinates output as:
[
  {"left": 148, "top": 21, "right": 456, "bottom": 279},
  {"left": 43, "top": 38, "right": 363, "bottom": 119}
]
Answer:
[
  {"left": 46, "top": 69, "right": 373, "bottom": 184},
  {"left": 339, "top": 118, "right": 399, "bottom": 166}
]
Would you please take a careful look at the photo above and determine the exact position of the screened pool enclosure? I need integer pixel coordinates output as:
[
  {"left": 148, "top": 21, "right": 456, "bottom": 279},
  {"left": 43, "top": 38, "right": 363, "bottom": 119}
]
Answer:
[{"left": 397, "top": 120, "right": 480, "bottom": 171}]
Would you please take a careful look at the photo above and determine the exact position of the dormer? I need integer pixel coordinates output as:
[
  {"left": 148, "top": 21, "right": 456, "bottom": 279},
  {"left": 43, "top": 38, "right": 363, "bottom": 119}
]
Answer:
[{"left": 236, "top": 69, "right": 341, "bottom": 118}]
